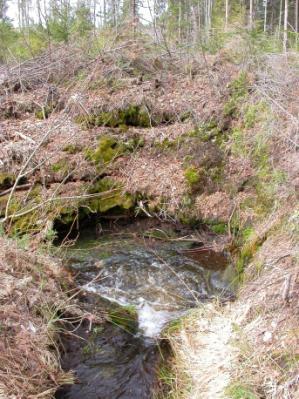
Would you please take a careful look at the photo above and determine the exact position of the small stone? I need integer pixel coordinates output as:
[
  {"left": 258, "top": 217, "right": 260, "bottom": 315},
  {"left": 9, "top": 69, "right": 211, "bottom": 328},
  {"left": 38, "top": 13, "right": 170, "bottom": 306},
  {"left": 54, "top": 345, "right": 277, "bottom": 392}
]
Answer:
[{"left": 263, "top": 331, "right": 272, "bottom": 343}]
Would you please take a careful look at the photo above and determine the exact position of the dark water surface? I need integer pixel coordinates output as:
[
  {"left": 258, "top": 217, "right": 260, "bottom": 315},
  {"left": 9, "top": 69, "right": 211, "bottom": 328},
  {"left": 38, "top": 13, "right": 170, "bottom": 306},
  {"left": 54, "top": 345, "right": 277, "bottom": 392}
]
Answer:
[{"left": 56, "top": 232, "right": 235, "bottom": 399}]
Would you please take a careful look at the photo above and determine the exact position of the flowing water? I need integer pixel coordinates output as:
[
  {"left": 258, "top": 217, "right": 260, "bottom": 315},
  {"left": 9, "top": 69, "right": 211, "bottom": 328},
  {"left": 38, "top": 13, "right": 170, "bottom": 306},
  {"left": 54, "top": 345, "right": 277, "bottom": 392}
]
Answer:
[{"left": 56, "top": 229, "right": 235, "bottom": 399}]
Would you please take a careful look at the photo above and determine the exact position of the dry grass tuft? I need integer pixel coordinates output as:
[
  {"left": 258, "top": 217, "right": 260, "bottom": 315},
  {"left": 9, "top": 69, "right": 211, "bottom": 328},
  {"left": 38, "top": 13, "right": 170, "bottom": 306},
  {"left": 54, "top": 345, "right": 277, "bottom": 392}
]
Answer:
[{"left": 0, "top": 237, "right": 76, "bottom": 399}]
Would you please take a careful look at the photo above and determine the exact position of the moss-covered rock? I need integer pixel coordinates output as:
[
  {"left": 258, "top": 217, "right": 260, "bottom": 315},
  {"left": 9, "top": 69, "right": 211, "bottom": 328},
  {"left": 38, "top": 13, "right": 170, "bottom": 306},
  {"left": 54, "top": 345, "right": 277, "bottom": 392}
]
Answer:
[
  {"left": 85, "top": 134, "right": 143, "bottom": 167},
  {"left": 87, "top": 177, "right": 134, "bottom": 213}
]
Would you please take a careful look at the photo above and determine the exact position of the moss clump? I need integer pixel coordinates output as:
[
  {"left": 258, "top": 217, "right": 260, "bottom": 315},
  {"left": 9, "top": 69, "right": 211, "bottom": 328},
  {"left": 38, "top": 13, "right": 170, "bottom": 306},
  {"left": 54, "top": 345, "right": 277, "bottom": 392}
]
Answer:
[
  {"left": 51, "top": 160, "right": 69, "bottom": 173},
  {"left": 0, "top": 173, "right": 15, "bottom": 190},
  {"left": 209, "top": 222, "right": 227, "bottom": 234},
  {"left": 85, "top": 135, "right": 143, "bottom": 167},
  {"left": 224, "top": 72, "right": 250, "bottom": 117},
  {"left": 55, "top": 205, "right": 78, "bottom": 225},
  {"left": 85, "top": 135, "right": 126, "bottom": 165},
  {"left": 184, "top": 166, "right": 202, "bottom": 186},
  {"left": 197, "top": 119, "right": 223, "bottom": 142},
  {"left": 35, "top": 106, "right": 53, "bottom": 120},
  {"left": 235, "top": 227, "right": 266, "bottom": 279},
  {"left": 87, "top": 177, "right": 134, "bottom": 213},
  {"left": 4, "top": 197, "right": 42, "bottom": 236},
  {"left": 63, "top": 144, "right": 83, "bottom": 154},
  {"left": 154, "top": 137, "right": 178, "bottom": 150},
  {"left": 77, "top": 105, "right": 152, "bottom": 128},
  {"left": 225, "top": 383, "right": 257, "bottom": 399},
  {"left": 0, "top": 194, "right": 9, "bottom": 217}
]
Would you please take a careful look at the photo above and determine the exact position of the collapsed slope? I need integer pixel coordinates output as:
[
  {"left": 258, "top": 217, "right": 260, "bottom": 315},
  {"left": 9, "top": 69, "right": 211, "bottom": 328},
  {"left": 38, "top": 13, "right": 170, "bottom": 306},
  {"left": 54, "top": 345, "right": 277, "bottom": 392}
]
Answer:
[
  {"left": 0, "top": 42, "right": 239, "bottom": 237},
  {"left": 0, "top": 42, "right": 298, "bottom": 398}
]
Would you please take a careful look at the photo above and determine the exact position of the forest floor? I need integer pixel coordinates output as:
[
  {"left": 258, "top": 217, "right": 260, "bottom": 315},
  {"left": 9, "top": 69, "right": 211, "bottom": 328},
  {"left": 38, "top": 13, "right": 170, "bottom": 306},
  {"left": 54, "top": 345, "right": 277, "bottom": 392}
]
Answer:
[{"left": 0, "top": 39, "right": 298, "bottom": 398}]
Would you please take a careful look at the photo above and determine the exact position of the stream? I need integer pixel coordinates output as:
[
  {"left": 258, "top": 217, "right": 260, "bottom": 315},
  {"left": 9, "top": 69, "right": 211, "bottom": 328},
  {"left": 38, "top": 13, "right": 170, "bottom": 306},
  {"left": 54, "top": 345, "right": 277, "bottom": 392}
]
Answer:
[{"left": 55, "top": 227, "right": 235, "bottom": 399}]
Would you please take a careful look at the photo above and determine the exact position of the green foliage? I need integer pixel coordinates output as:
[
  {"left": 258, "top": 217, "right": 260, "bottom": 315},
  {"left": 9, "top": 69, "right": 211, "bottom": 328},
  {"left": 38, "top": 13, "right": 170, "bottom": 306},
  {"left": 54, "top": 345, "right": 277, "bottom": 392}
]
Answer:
[
  {"left": 35, "top": 105, "right": 53, "bottom": 120},
  {"left": 243, "top": 101, "right": 266, "bottom": 129},
  {"left": 196, "top": 119, "right": 223, "bottom": 143},
  {"left": 224, "top": 72, "right": 250, "bottom": 117},
  {"left": 78, "top": 105, "right": 152, "bottom": 129},
  {"left": 158, "top": 364, "right": 176, "bottom": 391},
  {"left": 0, "top": 172, "right": 15, "bottom": 190},
  {"left": 84, "top": 135, "right": 126, "bottom": 165},
  {"left": 108, "top": 305, "right": 138, "bottom": 334},
  {"left": 63, "top": 144, "right": 83, "bottom": 154},
  {"left": 87, "top": 177, "right": 134, "bottom": 213},
  {"left": 210, "top": 222, "right": 227, "bottom": 234},
  {"left": 51, "top": 160, "right": 69, "bottom": 173},
  {"left": 48, "top": 3, "right": 73, "bottom": 43},
  {"left": 0, "top": 20, "right": 18, "bottom": 61},
  {"left": 184, "top": 166, "right": 201, "bottom": 187},
  {"left": 245, "top": 28, "right": 283, "bottom": 55},
  {"left": 226, "top": 383, "right": 257, "bottom": 399},
  {"left": 71, "top": 5, "right": 93, "bottom": 38}
]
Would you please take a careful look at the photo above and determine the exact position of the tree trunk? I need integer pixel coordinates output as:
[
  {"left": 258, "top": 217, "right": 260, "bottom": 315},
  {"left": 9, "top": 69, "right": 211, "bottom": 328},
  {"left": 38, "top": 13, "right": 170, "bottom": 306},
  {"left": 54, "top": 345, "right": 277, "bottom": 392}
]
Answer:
[
  {"left": 225, "top": 0, "right": 229, "bottom": 31},
  {"left": 249, "top": 0, "right": 253, "bottom": 29},
  {"left": 295, "top": 0, "right": 298, "bottom": 33},
  {"left": 283, "top": 0, "right": 288, "bottom": 52},
  {"left": 278, "top": 0, "right": 283, "bottom": 37},
  {"left": 264, "top": 0, "right": 268, "bottom": 32}
]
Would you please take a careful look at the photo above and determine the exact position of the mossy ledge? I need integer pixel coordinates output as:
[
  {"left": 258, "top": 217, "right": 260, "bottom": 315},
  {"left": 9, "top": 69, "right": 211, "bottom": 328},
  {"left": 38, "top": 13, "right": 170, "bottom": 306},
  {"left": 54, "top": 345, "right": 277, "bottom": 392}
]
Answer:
[{"left": 75, "top": 105, "right": 188, "bottom": 129}]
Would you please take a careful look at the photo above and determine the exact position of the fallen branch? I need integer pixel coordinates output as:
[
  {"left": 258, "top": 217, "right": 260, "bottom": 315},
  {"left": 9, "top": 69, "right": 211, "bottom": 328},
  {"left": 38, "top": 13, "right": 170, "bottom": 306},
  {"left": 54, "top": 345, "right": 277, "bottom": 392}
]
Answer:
[
  {"left": 0, "top": 184, "right": 31, "bottom": 197},
  {"left": 3, "top": 120, "right": 65, "bottom": 222}
]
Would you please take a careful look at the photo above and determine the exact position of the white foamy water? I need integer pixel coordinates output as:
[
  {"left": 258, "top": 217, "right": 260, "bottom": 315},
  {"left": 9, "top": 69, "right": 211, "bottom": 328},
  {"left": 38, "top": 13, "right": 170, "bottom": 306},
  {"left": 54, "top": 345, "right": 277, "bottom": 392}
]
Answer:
[
  {"left": 137, "top": 300, "right": 180, "bottom": 338},
  {"left": 75, "top": 246, "right": 232, "bottom": 339}
]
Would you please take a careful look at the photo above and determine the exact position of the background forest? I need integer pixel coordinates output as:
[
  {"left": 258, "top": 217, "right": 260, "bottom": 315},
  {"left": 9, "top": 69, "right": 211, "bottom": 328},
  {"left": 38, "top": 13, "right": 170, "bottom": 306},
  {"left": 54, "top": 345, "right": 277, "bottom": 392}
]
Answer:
[{"left": 0, "top": 0, "right": 298, "bottom": 62}]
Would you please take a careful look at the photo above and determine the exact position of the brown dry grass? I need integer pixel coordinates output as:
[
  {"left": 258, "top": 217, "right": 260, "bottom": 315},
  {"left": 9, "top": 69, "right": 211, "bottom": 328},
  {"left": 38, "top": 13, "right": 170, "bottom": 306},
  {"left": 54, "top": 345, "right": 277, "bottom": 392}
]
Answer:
[
  {"left": 0, "top": 237, "right": 76, "bottom": 399},
  {"left": 232, "top": 226, "right": 299, "bottom": 399}
]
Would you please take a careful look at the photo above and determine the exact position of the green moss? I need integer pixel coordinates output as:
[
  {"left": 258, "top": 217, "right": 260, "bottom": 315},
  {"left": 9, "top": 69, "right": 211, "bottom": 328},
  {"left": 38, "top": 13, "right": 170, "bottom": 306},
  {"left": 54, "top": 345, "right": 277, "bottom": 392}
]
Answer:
[
  {"left": 85, "top": 135, "right": 125, "bottom": 165},
  {"left": 210, "top": 222, "right": 227, "bottom": 234},
  {"left": 56, "top": 205, "right": 78, "bottom": 225},
  {"left": 63, "top": 144, "right": 83, "bottom": 154},
  {"left": 224, "top": 72, "right": 250, "bottom": 117},
  {"left": 184, "top": 166, "right": 201, "bottom": 186},
  {"left": 235, "top": 226, "right": 265, "bottom": 278},
  {"left": 209, "top": 166, "right": 224, "bottom": 183},
  {"left": 51, "top": 159, "right": 69, "bottom": 173},
  {"left": 230, "top": 127, "right": 247, "bottom": 156},
  {"left": 35, "top": 105, "right": 53, "bottom": 120},
  {"left": 87, "top": 177, "right": 134, "bottom": 213},
  {"left": 77, "top": 105, "right": 152, "bottom": 129},
  {"left": 178, "top": 211, "right": 199, "bottom": 227},
  {"left": 0, "top": 173, "right": 15, "bottom": 190},
  {"left": 85, "top": 135, "right": 143, "bottom": 167},
  {"left": 154, "top": 137, "right": 178, "bottom": 150},
  {"left": 5, "top": 197, "right": 41, "bottom": 236},
  {"left": 225, "top": 383, "right": 257, "bottom": 399},
  {"left": 197, "top": 119, "right": 223, "bottom": 142}
]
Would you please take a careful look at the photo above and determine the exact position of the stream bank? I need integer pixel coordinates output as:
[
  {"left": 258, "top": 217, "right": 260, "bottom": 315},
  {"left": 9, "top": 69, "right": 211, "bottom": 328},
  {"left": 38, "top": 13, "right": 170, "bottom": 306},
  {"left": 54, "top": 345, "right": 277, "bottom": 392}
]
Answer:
[{"left": 54, "top": 221, "right": 236, "bottom": 399}]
